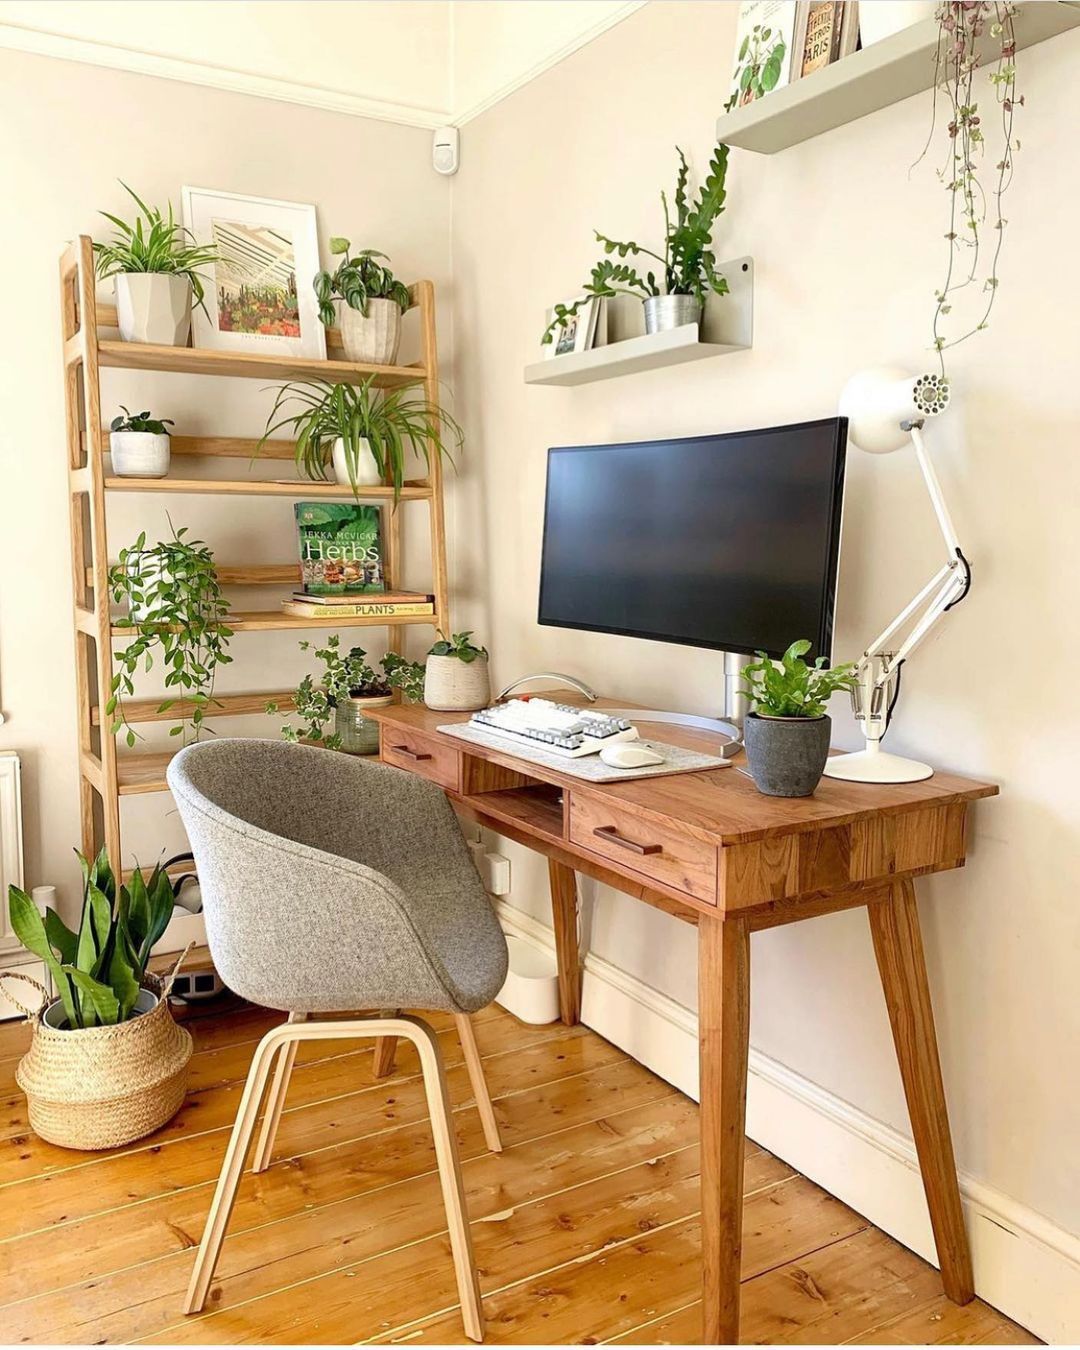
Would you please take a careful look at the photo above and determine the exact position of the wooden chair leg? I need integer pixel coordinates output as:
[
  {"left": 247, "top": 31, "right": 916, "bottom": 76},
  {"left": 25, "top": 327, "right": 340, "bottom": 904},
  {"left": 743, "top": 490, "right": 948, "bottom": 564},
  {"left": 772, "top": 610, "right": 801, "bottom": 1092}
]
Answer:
[
  {"left": 184, "top": 1026, "right": 285, "bottom": 1314},
  {"left": 454, "top": 1012, "right": 503, "bottom": 1153},
  {"left": 413, "top": 1018, "right": 485, "bottom": 1343},
  {"left": 252, "top": 1012, "right": 305, "bottom": 1174},
  {"left": 372, "top": 1034, "right": 398, "bottom": 1078}
]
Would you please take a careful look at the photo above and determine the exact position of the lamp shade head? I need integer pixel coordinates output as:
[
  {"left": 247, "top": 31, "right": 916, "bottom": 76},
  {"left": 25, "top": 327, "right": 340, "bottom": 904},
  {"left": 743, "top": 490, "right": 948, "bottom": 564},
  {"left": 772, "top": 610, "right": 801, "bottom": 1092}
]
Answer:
[{"left": 840, "top": 367, "right": 950, "bottom": 454}]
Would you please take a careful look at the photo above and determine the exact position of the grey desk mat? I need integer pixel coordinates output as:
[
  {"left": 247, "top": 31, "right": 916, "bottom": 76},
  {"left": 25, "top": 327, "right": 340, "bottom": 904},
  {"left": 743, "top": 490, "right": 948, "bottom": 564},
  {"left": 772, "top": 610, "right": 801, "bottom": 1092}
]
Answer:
[{"left": 438, "top": 721, "right": 730, "bottom": 782}]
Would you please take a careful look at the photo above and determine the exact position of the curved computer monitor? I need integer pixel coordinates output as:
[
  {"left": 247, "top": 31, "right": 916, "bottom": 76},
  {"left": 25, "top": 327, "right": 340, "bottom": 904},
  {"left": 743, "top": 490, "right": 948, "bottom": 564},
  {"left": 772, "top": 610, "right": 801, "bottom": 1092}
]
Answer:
[{"left": 538, "top": 418, "right": 847, "bottom": 663}]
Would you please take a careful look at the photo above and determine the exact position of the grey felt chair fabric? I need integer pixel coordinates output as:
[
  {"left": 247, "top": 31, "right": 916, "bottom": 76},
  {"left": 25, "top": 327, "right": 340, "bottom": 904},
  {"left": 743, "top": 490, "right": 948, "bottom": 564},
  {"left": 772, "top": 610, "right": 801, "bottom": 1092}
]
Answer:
[{"left": 166, "top": 739, "right": 508, "bottom": 1016}]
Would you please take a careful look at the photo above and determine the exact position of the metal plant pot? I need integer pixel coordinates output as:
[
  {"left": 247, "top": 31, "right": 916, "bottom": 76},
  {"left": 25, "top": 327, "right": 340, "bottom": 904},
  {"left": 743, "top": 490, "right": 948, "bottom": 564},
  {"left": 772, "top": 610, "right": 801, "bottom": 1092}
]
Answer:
[
  {"left": 744, "top": 713, "right": 831, "bottom": 798},
  {"left": 643, "top": 294, "right": 702, "bottom": 335}
]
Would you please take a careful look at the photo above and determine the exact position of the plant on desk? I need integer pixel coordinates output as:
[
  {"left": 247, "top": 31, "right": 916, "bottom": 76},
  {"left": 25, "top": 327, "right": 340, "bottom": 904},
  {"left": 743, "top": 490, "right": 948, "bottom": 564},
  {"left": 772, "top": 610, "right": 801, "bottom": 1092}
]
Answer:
[
  {"left": 425, "top": 631, "right": 490, "bottom": 713},
  {"left": 740, "top": 640, "right": 857, "bottom": 798},
  {"left": 313, "top": 238, "right": 411, "bottom": 365},
  {"left": 258, "top": 377, "right": 463, "bottom": 502}
]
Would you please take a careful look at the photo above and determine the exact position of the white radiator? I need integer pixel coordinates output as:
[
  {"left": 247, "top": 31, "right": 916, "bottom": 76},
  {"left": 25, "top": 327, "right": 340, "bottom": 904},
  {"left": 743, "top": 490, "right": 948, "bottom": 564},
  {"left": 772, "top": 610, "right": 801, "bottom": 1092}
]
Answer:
[{"left": 0, "top": 751, "right": 43, "bottom": 1021}]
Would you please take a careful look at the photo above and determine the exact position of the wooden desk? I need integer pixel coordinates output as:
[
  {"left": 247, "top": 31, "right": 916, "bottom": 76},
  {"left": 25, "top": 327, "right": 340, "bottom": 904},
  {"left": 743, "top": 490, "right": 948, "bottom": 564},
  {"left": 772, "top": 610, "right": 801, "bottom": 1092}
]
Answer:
[{"left": 369, "top": 700, "right": 997, "bottom": 1344}]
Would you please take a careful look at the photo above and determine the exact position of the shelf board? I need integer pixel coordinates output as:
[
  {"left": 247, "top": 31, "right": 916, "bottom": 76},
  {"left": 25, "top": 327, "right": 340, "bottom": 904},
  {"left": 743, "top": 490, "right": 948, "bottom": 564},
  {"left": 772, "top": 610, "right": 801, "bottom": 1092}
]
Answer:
[
  {"left": 117, "top": 751, "right": 176, "bottom": 795},
  {"left": 716, "top": 2, "right": 1080, "bottom": 153},
  {"left": 103, "top": 476, "right": 433, "bottom": 500},
  {"left": 92, "top": 689, "right": 296, "bottom": 726},
  {"left": 96, "top": 338, "right": 425, "bottom": 388},
  {"left": 110, "top": 609, "right": 438, "bottom": 636},
  {"left": 525, "top": 325, "right": 746, "bottom": 387},
  {"left": 92, "top": 433, "right": 298, "bottom": 461}
]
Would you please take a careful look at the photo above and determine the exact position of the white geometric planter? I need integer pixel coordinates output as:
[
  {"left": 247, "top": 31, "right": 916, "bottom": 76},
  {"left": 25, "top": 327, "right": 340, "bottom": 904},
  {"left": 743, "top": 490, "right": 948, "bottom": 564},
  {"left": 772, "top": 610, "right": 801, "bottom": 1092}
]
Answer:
[
  {"left": 339, "top": 298, "right": 402, "bottom": 365},
  {"left": 109, "top": 431, "right": 171, "bottom": 478},
  {"left": 115, "top": 273, "right": 192, "bottom": 346}
]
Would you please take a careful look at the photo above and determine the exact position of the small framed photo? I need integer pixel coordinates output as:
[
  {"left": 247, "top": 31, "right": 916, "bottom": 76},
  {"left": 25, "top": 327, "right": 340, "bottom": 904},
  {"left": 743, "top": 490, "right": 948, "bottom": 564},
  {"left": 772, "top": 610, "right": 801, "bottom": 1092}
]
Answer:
[
  {"left": 546, "top": 295, "right": 601, "bottom": 359},
  {"left": 181, "top": 186, "right": 326, "bottom": 359}
]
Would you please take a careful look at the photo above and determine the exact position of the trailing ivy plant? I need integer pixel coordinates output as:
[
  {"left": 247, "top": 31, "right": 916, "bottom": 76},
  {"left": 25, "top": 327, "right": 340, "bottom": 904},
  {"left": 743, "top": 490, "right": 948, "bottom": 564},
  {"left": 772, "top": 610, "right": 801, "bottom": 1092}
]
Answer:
[
  {"left": 915, "top": 2, "right": 1023, "bottom": 374},
  {"left": 110, "top": 406, "right": 174, "bottom": 436},
  {"left": 8, "top": 848, "right": 175, "bottom": 1028},
  {"left": 313, "top": 238, "right": 411, "bottom": 329},
  {"left": 429, "top": 630, "right": 488, "bottom": 663},
  {"left": 740, "top": 640, "right": 857, "bottom": 719},
  {"left": 107, "top": 524, "right": 233, "bottom": 746},
  {"left": 542, "top": 143, "right": 731, "bottom": 344},
  {"left": 93, "top": 182, "right": 220, "bottom": 317}
]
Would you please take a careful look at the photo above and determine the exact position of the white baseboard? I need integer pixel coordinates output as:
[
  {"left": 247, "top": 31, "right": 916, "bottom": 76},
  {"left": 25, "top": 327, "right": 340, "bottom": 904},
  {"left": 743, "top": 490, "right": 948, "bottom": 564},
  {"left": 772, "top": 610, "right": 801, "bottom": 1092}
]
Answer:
[{"left": 496, "top": 901, "right": 1079, "bottom": 1344}]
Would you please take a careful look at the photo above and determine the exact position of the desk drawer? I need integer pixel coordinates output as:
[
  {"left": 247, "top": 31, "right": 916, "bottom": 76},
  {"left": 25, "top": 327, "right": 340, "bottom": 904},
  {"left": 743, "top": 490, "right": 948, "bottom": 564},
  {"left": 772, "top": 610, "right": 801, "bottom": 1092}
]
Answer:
[
  {"left": 569, "top": 792, "right": 717, "bottom": 904},
  {"left": 381, "top": 727, "right": 461, "bottom": 792}
]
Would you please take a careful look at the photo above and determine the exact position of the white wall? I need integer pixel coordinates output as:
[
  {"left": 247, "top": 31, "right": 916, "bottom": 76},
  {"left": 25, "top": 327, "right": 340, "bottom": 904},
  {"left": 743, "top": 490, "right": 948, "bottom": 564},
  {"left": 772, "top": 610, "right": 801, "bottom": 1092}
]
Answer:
[{"left": 448, "top": 0, "right": 1080, "bottom": 1316}]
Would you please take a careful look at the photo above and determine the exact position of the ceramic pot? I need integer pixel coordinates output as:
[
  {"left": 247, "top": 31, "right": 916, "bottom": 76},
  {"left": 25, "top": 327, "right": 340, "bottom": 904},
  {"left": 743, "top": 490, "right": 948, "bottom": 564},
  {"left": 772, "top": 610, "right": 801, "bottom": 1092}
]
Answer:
[
  {"left": 114, "top": 273, "right": 192, "bottom": 346},
  {"left": 424, "top": 654, "right": 490, "bottom": 712},
  {"left": 643, "top": 294, "right": 702, "bottom": 335},
  {"left": 743, "top": 712, "right": 831, "bottom": 797},
  {"left": 858, "top": 1, "right": 936, "bottom": 46},
  {"left": 125, "top": 554, "right": 172, "bottom": 623},
  {"left": 334, "top": 693, "right": 393, "bottom": 755},
  {"left": 109, "top": 430, "right": 171, "bottom": 478},
  {"left": 42, "top": 986, "right": 158, "bottom": 1030},
  {"left": 332, "top": 436, "right": 382, "bottom": 488},
  {"left": 339, "top": 298, "right": 402, "bottom": 365}
]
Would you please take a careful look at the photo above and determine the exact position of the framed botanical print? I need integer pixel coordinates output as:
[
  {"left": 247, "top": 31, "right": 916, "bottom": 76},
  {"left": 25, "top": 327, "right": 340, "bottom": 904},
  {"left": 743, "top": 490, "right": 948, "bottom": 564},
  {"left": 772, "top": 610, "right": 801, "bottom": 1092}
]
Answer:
[{"left": 181, "top": 186, "right": 326, "bottom": 359}]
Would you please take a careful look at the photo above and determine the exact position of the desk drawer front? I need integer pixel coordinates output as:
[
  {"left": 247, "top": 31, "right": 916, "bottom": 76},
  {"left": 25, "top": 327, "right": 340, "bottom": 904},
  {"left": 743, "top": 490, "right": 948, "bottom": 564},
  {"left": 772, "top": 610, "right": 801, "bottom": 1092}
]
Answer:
[
  {"left": 569, "top": 793, "right": 716, "bottom": 903},
  {"left": 381, "top": 727, "right": 461, "bottom": 792}
]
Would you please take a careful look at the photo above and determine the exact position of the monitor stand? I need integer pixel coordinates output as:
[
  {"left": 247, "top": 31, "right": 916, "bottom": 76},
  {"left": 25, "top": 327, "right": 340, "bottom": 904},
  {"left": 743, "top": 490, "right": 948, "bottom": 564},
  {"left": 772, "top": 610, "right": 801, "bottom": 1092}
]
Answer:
[{"left": 602, "top": 652, "right": 749, "bottom": 760}]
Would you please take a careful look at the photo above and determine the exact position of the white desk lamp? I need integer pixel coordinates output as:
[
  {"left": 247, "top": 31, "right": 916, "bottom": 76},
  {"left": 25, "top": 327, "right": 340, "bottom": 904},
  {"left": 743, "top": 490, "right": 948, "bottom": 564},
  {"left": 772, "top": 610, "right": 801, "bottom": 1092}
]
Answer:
[{"left": 823, "top": 368, "right": 972, "bottom": 784}]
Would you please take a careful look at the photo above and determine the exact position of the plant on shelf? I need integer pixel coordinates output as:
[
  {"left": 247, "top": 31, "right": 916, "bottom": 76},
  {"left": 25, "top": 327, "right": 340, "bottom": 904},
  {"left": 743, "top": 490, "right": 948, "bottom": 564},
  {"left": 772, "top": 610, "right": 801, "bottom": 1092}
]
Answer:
[
  {"left": 739, "top": 640, "right": 857, "bottom": 798},
  {"left": 915, "top": 2, "right": 1023, "bottom": 375},
  {"left": 110, "top": 407, "right": 175, "bottom": 437},
  {"left": 724, "top": 23, "right": 789, "bottom": 111},
  {"left": 93, "top": 182, "right": 220, "bottom": 346},
  {"left": 107, "top": 523, "right": 233, "bottom": 747},
  {"left": 314, "top": 238, "right": 411, "bottom": 364},
  {"left": 108, "top": 406, "right": 175, "bottom": 479},
  {"left": 425, "top": 631, "right": 490, "bottom": 713},
  {"left": 258, "top": 377, "right": 463, "bottom": 501},
  {"left": 542, "top": 142, "right": 731, "bottom": 346},
  {"left": 8, "top": 848, "right": 175, "bottom": 1028}
]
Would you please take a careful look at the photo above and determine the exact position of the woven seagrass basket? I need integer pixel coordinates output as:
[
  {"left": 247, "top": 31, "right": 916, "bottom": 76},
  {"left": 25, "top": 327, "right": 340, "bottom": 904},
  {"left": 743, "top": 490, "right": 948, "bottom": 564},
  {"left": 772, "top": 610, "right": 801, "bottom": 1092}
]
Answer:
[{"left": 3, "top": 958, "right": 193, "bottom": 1151}]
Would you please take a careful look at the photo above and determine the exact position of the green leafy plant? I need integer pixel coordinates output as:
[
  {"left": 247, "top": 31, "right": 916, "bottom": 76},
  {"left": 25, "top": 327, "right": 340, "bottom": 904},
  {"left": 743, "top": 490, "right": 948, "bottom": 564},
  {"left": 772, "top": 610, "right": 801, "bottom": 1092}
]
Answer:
[
  {"left": 8, "top": 848, "right": 175, "bottom": 1028},
  {"left": 258, "top": 377, "right": 463, "bottom": 501},
  {"left": 724, "top": 24, "right": 788, "bottom": 111},
  {"left": 93, "top": 182, "right": 220, "bottom": 316},
  {"left": 740, "top": 640, "right": 857, "bottom": 719},
  {"left": 542, "top": 143, "right": 731, "bottom": 344},
  {"left": 268, "top": 636, "right": 424, "bottom": 747},
  {"left": 110, "top": 406, "right": 174, "bottom": 436},
  {"left": 313, "top": 238, "right": 411, "bottom": 329},
  {"left": 107, "top": 523, "right": 233, "bottom": 747},
  {"left": 429, "top": 630, "right": 488, "bottom": 663}
]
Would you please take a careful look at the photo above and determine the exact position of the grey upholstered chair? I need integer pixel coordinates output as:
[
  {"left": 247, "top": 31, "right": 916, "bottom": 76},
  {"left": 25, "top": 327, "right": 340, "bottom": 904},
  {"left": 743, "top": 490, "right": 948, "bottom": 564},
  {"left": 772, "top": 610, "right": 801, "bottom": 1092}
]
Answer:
[{"left": 167, "top": 739, "right": 509, "bottom": 1342}]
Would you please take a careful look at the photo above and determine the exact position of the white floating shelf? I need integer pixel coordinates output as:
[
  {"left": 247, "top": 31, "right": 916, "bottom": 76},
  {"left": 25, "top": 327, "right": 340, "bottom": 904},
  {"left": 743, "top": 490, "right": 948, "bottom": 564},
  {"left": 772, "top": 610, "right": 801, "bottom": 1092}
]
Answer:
[
  {"left": 525, "top": 257, "right": 753, "bottom": 388},
  {"left": 716, "top": 1, "right": 1080, "bottom": 154}
]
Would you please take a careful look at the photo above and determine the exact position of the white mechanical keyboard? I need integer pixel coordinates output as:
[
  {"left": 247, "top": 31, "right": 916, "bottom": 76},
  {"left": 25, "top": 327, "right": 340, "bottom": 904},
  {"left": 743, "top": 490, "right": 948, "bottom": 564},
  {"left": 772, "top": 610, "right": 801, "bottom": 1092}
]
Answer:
[{"left": 471, "top": 698, "right": 639, "bottom": 758}]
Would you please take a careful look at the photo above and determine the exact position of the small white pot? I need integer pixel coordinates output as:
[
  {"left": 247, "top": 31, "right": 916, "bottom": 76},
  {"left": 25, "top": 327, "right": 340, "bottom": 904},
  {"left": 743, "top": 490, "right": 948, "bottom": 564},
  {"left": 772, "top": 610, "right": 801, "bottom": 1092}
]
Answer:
[
  {"left": 109, "top": 431, "right": 171, "bottom": 479},
  {"left": 332, "top": 436, "right": 382, "bottom": 488},
  {"left": 114, "top": 273, "right": 192, "bottom": 346},
  {"left": 424, "top": 654, "right": 490, "bottom": 712},
  {"left": 338, "top": 298, "right": 402, "bottom": 365},
  {"left": 858, "top": 1, "right": 937, "bottom": 46}
]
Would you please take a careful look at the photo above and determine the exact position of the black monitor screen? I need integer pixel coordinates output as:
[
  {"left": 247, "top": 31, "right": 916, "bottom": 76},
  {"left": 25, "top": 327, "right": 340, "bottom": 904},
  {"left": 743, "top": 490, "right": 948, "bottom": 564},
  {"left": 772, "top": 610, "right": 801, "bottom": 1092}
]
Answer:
[{"left": 538, "top": 419, "right": 847, "bottom": 662}]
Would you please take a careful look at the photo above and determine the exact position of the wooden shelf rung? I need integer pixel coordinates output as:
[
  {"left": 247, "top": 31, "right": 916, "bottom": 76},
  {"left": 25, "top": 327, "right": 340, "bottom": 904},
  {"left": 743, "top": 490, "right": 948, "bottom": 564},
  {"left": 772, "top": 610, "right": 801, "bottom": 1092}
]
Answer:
[
  {"left": 117, "top": 752, "right": 176, "bottom": 795},
  {"left": 92, "top": 690, "right": 297, "bottom": 725},
  {"left": 90, "top": 433, "right": 298, "bottom": 461},
  {"left": 96, "top": 338, "right": 425, "bottom": 389},
  {"left": 101, "top": 476, "right": 433, "bottom": 500},
  {"left": 110, "top": 609, "right": 438, "bottom": 636}
]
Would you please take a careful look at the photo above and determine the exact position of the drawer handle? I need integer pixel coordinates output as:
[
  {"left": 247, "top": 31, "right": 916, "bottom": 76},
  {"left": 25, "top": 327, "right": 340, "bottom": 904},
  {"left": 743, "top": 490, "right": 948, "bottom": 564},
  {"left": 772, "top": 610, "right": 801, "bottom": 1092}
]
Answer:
[
  {"left": 593, "top": 825, "right": 661, "bottom": 856},
  {"left": 392, "top": 744, "right": 433, "bottom": 762}
]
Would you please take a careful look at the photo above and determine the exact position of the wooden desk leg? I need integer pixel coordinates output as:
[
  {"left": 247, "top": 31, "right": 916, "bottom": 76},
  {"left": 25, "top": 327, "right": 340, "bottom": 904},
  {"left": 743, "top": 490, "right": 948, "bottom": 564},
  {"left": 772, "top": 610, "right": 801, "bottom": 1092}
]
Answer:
[
  {"left": 868, "top": 879, "right": 974, "bottom": 1305},
  {"left": 548, "top": 859, "right": 581, "bottom": 1025},
  {"left": 698, "top": 913, "right": 751, "bottom": 1346}
]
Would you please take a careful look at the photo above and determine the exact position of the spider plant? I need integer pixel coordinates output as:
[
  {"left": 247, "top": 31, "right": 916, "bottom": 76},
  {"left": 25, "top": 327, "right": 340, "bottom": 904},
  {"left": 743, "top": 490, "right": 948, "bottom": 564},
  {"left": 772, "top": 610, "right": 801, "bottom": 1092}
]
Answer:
[
  {"left": 258, "top": 377, "right": 463, "bottom": 501},
  {"left": 93, "top": 182, "right": 220, "bottom": 316}
]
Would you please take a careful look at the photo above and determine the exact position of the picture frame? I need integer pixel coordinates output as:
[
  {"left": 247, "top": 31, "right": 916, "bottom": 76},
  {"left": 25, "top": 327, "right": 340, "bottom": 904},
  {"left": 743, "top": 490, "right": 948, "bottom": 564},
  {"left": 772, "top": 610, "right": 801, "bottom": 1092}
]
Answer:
[
  {"left": 726, "top": 1, "right": 799, "bottom": 112},
  {"left": 545, "top": 295, "right": 600, "bottom": 359},
  {"left": 181, "top": 186, "right": 326, "bottom": 359}
]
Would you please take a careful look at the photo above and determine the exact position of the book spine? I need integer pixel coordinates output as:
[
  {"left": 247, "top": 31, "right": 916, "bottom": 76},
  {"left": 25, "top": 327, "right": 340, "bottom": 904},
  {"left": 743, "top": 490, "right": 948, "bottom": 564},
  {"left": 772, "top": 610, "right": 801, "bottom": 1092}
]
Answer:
[{"left": 283, "top": 602, "right": 435, "bottom": 618}]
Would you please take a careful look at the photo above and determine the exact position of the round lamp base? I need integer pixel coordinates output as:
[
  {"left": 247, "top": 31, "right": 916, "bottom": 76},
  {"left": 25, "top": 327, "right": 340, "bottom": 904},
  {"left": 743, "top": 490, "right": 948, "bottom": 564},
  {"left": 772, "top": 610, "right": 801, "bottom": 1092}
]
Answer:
[{"left": 822, "top": 748, "right": 933, "bottom": 784}]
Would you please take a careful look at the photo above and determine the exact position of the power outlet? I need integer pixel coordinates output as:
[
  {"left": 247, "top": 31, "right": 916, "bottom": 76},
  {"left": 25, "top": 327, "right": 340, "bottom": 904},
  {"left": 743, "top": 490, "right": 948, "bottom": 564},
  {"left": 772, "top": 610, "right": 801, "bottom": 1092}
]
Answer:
[{"left": 481, "top": 852, "right": 511, "bottom": 897}]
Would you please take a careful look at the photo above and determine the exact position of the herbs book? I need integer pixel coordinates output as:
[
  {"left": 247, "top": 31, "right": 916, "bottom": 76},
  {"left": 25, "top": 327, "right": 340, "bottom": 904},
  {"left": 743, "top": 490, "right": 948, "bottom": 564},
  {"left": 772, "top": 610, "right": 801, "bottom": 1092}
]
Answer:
[{"left": 294, "top": 503, "right": 385, "bottom": 595}]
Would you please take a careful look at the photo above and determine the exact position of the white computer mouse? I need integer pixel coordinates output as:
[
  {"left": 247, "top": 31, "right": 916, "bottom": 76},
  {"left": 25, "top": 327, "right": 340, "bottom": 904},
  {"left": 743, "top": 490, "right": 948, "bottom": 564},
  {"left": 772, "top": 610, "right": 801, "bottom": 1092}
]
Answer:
[{"left": 599, "top": 742, "right": 666, "bottom": 770}]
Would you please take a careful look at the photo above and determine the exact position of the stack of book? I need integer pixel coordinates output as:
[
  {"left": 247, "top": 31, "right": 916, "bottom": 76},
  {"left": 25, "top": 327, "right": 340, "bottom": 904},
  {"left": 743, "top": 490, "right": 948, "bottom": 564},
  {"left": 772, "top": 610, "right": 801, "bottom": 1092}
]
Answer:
[{"left": 282, "top": 591, "right": 435, "bottom": 619}]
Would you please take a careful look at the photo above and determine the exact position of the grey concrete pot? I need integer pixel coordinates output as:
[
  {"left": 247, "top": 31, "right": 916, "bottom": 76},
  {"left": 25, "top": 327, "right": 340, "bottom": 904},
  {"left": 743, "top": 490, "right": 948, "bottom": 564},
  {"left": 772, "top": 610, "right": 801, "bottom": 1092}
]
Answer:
[{"left": 743, "top": 713, "right": 831, "bottom": 797}]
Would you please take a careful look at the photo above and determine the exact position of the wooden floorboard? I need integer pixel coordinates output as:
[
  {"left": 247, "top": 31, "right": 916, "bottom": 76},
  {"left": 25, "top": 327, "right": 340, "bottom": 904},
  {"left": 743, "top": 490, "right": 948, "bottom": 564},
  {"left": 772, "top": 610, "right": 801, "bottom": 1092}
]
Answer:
[{"left": 0, "top": 999, "right": 1036, "bottom": 1345}]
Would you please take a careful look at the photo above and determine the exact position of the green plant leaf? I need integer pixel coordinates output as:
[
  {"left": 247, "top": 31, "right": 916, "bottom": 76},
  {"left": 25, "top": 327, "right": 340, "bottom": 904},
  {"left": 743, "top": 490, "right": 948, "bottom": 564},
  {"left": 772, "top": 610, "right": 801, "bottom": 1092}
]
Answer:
[
  {"left": 8, "top": 886, "right": 81, "bottom": 1025},
  {"left": 44, "top": 908, "right": 78, "bottom": 965},
  {"left": 62, "top": 967, "right": 120, "bottom": 1026}
]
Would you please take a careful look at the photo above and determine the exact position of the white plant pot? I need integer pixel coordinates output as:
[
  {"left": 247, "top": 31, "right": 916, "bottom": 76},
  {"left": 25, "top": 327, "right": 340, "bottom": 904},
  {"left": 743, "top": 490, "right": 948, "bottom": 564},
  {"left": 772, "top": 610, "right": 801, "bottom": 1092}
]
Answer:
[
  {"left": 114, "top": 273, "right": 192, "bottom": 346},
  {"left": 332, "top": 436, "right": 383, "bottom": 488},
  {"left": 858, "top": 1, "right": 937, "bottom": 46},
  {"left": 424, "top": 654, "right": 490, "bottom": 712},
  {"left": 338, "top": 297, "right": 402, "bottom": 365},
  {"left": 125, "top": 554, "right": 172, "bottom": 623},
  {"left": 109, "top": 430, "right": 171, "bottom": 479}
]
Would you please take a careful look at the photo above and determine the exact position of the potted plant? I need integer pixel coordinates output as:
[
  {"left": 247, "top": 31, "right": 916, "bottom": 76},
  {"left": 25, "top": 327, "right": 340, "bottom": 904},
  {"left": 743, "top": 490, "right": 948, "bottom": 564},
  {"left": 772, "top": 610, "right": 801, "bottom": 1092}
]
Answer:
[
  {"left": 107, "top": 524, "right": 233, "bottom": 746},
  {"left": 108, "top": 406, "right": 175, "bottom": 479},
  {"left": 269, "top": 635, "right": 424, "bottom": 754},
  {"left": 542, "top": 142, "right": 731, "bottom": 345},
  {"left": 425, "top": 631, "right": 490, "bottom": 712},
  {"left": 314, "top": 238, "right": 411, "bottom": 365},
  {"left": 93, "top": 183, "right": 220, "bottom": 347},
  {"left": 739, "top": 640, "right": 857, "bottom": 797},
  {"left": 4, "top": 848, "right": 192, "bottom": 1149},
  {"left": 258, "top": 377, "right": 463, "bottom": 500}
]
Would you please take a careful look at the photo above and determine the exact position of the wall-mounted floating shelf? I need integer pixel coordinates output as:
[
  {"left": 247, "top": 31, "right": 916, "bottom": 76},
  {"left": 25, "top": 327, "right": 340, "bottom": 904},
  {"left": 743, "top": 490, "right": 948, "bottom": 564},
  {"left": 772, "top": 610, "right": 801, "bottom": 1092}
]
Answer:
[
  {"left": 716, "top": 1, "right": 1080, "bottom": 154},
  {"left": 524, "top": 256, "right": 753, "bottom": 388}
]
